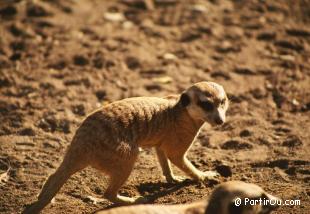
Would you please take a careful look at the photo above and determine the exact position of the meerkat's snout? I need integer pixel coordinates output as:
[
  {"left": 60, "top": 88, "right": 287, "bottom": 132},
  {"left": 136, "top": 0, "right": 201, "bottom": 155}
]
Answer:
[{"left": 180, "top": 81, "right": 229, "bottom": 126}]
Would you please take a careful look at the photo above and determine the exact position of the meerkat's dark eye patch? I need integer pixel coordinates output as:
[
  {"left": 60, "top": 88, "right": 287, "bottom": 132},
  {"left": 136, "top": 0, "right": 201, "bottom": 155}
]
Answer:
[
  {"left": 197, "top": 100, "right": 214, "bottom": 111},
  {"left": 180, "top": 93, "right": 190, "bottom": 107}
]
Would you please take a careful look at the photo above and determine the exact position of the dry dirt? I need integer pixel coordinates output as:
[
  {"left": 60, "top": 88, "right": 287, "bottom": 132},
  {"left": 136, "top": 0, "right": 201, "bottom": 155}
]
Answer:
[{"left": 0, "top": 0, "right": 309, "bottom": 213}]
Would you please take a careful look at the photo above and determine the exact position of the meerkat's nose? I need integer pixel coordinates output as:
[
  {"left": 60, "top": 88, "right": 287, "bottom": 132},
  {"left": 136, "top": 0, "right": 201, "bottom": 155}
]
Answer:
[{"left": 214, "top": 116, "right": 224, "bottom": 125}]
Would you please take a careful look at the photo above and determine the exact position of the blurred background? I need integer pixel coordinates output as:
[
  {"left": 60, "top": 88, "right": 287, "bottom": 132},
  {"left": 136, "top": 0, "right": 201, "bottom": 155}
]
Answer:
[{"left": 0, "top": 0, "right": 309, "bottom": 213}]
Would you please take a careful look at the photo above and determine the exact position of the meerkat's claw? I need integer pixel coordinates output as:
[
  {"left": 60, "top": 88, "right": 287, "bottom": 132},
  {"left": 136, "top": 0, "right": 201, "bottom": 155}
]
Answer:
[{"left": 166, "top": 175, "right": 186, "bottom": 183}]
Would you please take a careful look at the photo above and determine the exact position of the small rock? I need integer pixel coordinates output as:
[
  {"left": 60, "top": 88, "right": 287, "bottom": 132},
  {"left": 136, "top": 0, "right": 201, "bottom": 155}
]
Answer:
[
  {"left": 43, "top": 141, "right": 60, "bottom": 149},
  {"left": 291, "top": 99, "right": 299, "bottom": 106},
  {"left": 125, "top": 56, "right": 140, "bottom": 70},
  {"left": 10, "top": 52, "right": 22, "bottom": 61},
  {"left": 274, "top": 127, "right": 291, "bottom": 133},
  {"left": 73, "top": 55, "right": 89, "bottom": 66},
  {"left": 215, "top": 164, "right": 232, "bottom": 177},
  {"left": 0, "top": 57, "right": 10, "bottom": 69},
  {"left": 104, "top": 12, "right": 125, "bottom": 22},
  {"left": 257, "top": 69, "right": 273, "bottom": 75},
  {"left": 64, "top": 78, "right": 90, "bottom": 87},
  {"left": 145, "top": 84, "right": 162, "bottom": 91},
  {"left": 104, "top": 39, "right": 119, "bottom": 51},
  {"left": 278, "top": 54, "right": 295, "bottom": 62},
  {"left": 272, "top": 89, "right": 286, "bottom": 108},
  {"left": 234, "top": 67, "right": 256, "bottom": 75},
  {"left": 95, "top": 90, "right": 107, "bottom": 101},
  {"left": 192, "top": 4, "right": 207, "bottom": 12},
  {"left": 123, "top": 21, "right": 134, "bottom": 29},
  {"left": 0, "top": 5, "right": 17, "bottom": 17},
  {"left": 140, "top": 68, "right": 166, "bottom": 77},
  {"left": 285, "top": 167, "right": 296, "bottom": 176},
  {"left": 282, "top": 135, "right": 303, "bottom": 147},
  {"left": 239, "top": 129, "right": 251, "bottom": 137},
  {"left": 9, "top": 23, "right": 34, "bottom": 37},
  {"left": 58, "top": 119, "right": 70, "bottom": 133},
  {"left": 153, "top": 76, "right": 173, "bottom": 84},
  {"left": 0, "top": 76, "right": 12, "bottom": 88},
  {"left": 38, "top": 115, "right": 70, "bottom": 133},
  {"left": 71, "top": 104, "right": 86, "bottom": 116},
  {"left": 27, "top": 4, "right": 51, "bottom": 17},
  {"left": 216, "top": 41, "right": 239, "bottom": 53},
  {"left": 210, "top": 71, "right": 231, "bottom": 80},
  {"left": 301, "top": 102, "right": 310, "bottom": 112},
  {"left": 38, "top": 116, "right": 57, "bottom": 132},
  {"left": 268, "top": 159, "right": 289, "bottom": 169},
  {"left": 163, "top": 53, "right": 178, "bottom": 61},
  {"left": 48, "top": 60, "right": 67, "bottom": 70},
  {"left": 286, "top": 28, "right": 310, "bottom": 37},
  {"left": 227, "top": 93, "right": 243, "bottom": 103},
  {"left": 181, "top": 31, "right": 201, "bottom": 42},
  {"left": 221, "top": 140, "right": 253, "bottom": 150},
  {"left": 18, "top": 128, "right": 35, "bottom": 136},
  {"left": 250, "top": 88, "right": 266, "bottom": 99},
  {"left": 93, "top": 56, "right": 104, "bottom": 69},
  {"left": 256, "top": 31, "right": 276, "bottom": 40},
  {"left": 274, "top": 40, "right": 303, "bottom": 51}
]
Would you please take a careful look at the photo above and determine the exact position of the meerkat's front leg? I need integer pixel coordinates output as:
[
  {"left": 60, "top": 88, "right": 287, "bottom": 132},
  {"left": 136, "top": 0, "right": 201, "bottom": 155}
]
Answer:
[
  {"left": 168, "top": 155, "right": 219, "bottom": 181},
  {"left": 156, "top": 148, "right": 185, "bottom": 183}
]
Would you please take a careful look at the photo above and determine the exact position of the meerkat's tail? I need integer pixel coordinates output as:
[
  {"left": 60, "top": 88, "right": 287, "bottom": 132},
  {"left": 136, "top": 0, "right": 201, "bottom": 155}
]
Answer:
[{"left": 22, "top": 148, "right": 86, "bottom": 214}]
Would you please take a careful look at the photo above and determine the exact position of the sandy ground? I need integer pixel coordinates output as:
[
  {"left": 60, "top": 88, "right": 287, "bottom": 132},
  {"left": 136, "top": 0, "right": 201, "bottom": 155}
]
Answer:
[{"left": 0, "top": 0, "right": 309, "bottom": 213}]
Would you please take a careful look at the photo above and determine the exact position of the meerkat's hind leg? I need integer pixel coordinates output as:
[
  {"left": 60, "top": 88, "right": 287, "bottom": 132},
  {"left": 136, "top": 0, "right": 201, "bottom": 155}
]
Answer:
[
  {"left": 156, "top": 148, "right": 186, "bottom": 183},
  {"left": 22, "top": 150, "right": 87, "bottom": 214},
  {"left": 103, "top": 155, "right": 147, "bottom": 205}
]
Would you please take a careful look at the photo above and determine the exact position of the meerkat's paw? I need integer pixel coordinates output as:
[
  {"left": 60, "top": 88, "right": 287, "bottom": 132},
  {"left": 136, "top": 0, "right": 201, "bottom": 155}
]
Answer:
[
  {"left": 194, "top": 171, "right": 220, "bottom": 182},
  {"left": 133, "top": 196, "right": 148, "bottom": 204},
  {"left": 110, "top": 195, "right": 148, "bottom": 205},
  {"left": 110, "top": 195, "right": 138, "bottom": 205},
  {"left": 166, "top": 175, "right": 186, "bottom": 183},
  {"left": 203, "top": 170, "right": 220, "bottom": 179}
]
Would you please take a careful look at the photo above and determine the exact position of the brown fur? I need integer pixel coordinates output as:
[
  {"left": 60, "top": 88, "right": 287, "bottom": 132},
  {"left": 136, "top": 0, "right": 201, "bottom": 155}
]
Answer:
[
  {"left": 23, "top": 81, "right": 229, "bottom": 213},
  {"left": 95, "top": 181, "right": 280, "bottom": 214}
]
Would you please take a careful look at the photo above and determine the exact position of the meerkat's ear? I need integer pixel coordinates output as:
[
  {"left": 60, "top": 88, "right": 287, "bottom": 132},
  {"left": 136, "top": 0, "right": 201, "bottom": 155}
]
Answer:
[{"left": 180, "top": 93, "right": 190, "bottom": 107}]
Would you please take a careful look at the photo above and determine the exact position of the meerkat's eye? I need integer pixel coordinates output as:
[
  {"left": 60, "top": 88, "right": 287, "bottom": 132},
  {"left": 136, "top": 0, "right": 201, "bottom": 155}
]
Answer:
[
  {"left": 220, "top": 98, "right": 226, "bottom": 106},
  {"left": 197, "top": 100, "right": 214, "bottom": 111}
]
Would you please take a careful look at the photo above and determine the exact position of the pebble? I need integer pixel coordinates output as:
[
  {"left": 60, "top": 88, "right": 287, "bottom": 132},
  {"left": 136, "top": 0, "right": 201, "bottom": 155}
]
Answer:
[
  {"left": 215, "top": 164, "right": 232, "bottom": 177},
  {"left": 282, "top": 135, "right": 303, "bottom": 147},
  {"left": 104, "top": 12, "right": 125, "bottom": 22}
]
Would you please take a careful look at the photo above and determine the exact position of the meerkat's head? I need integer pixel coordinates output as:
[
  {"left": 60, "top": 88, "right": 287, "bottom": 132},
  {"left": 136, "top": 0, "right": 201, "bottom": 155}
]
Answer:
[
  {"left": 205, "top": 181, "right": 280, "bottom": 214},
  {"left": 180, "top": 81, "right": 229, "bottom": 125}
]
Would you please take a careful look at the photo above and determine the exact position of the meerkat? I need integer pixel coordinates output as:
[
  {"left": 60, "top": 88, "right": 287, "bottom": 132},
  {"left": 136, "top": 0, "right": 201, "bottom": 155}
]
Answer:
[
  {"left": 96, "top": 181, "right": 280, "bottom": 214},
  {"left": 23, "top": 81, "right": 229, "bottom": 214}
]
